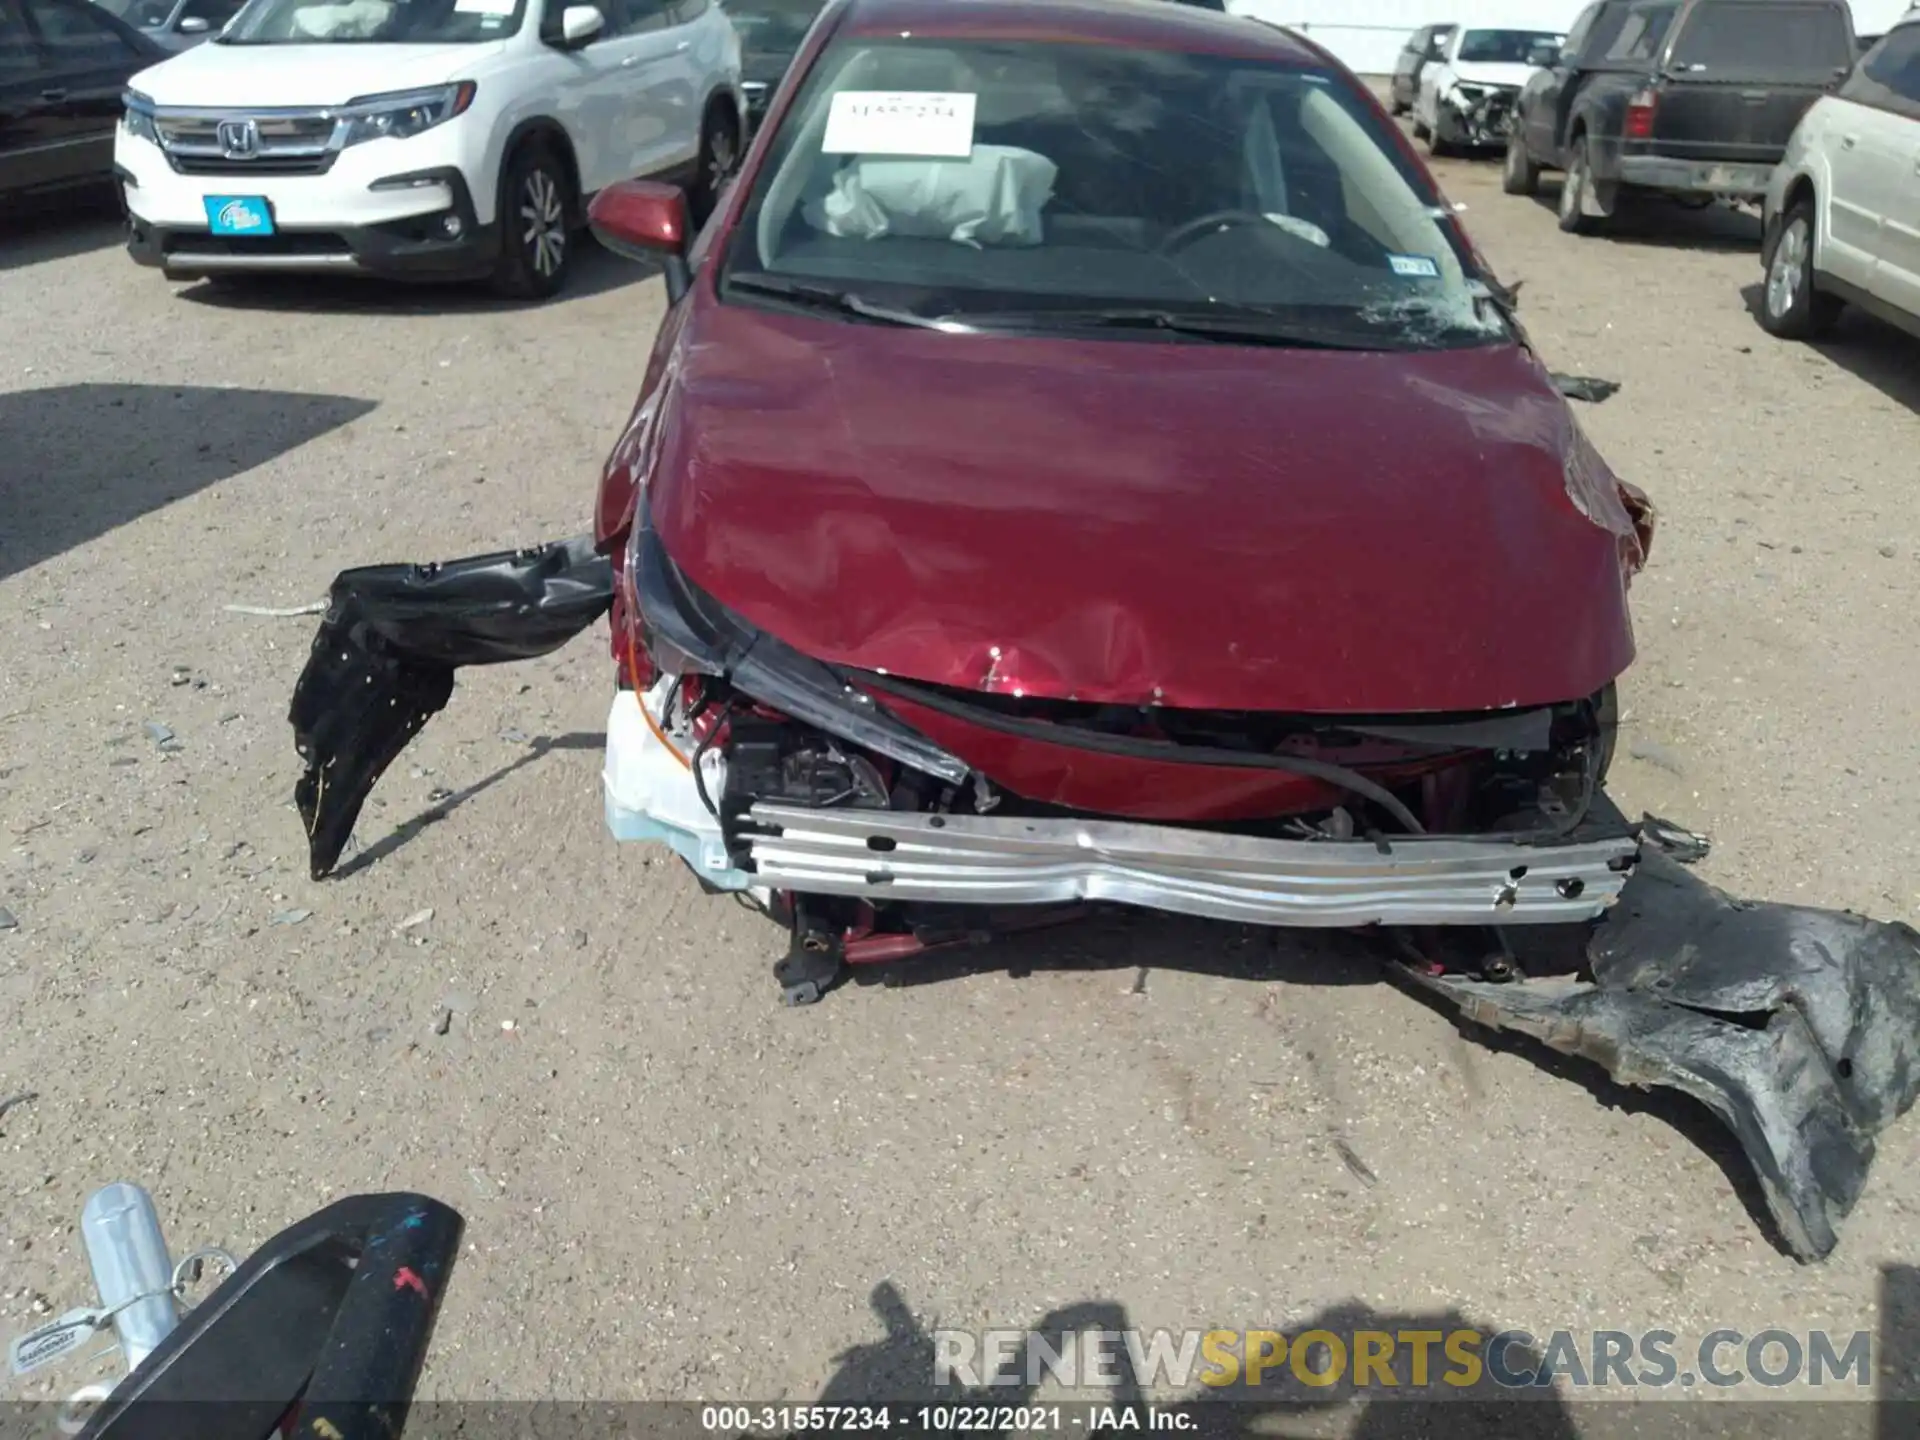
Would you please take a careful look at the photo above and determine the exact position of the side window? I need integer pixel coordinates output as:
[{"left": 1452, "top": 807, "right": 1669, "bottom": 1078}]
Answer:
[
  {"left": 0, "top": 0, "right": 43, "bottom": 78},
  {"left": 21, "top": 0, "right": 137, "bottom": 63},
  {"left": 1561, "top": 2, "right": 1601, "bottom": 60},
  {"left": 602, "top": 0, "right": 669, "bottom": 32},
  {"left": 1607, "top": 3, "right": 1676, "bottom": 63},
  {"left": 1840, "top": 24, "right": 1920, "bottom": 120},
  {"left": 179, "top": 0, "right": 244, "bottom": 26}
]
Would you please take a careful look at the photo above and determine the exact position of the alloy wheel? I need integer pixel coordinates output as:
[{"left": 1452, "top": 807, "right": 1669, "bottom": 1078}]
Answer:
[
  {"left": 1767, "top": 216, "right": 1807, "bottom": 320},
  {"left": 1560, "top": 152, "right": 1586, "bottom": 222},
  {"left": 706, "top": 123, "right": 738, "bottom": 195},
  {"left": 520, "top": 168, "right": 567, "bottom": 279}
]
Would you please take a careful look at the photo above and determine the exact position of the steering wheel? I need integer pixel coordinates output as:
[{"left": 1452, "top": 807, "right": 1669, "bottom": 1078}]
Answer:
[{"left": 1156, "top": 210, "right": 1276, "bottom": 255}]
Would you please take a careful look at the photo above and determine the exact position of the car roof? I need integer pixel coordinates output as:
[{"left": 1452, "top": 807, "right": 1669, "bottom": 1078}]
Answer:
[{"left": 836, "top": 0, "right": 1330, "bottom": 65}]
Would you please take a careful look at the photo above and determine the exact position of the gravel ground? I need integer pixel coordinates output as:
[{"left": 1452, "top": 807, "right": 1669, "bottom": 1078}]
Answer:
[{"left": 2, "top": 136, "right": 1919, "bottom": 1434}]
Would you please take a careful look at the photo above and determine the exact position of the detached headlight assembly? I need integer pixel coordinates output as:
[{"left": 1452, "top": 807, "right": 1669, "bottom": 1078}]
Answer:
[
  {"left": 122, "top": 90, "right": 159, "bottom": 144},
  {"left": 337, "top": 82, "right": 476, "bottom": 147}
]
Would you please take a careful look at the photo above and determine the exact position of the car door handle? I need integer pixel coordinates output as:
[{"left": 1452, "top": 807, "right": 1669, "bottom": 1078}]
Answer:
[
  {"left": 41, "top": 88, "right": 68, "bottom": 102},
  {"left": 1841, "top": 134, "right": 1857, "bottom": 149}
]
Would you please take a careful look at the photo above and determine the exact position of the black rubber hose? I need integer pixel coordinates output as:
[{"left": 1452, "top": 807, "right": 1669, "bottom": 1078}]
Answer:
[{"left": 860, "top": 676, "right": 1427, "bottom": 836}]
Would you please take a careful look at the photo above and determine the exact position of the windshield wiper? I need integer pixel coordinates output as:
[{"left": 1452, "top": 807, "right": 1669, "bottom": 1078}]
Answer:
[
  {"left": 725, "top": 275, "right": 971, "bottom": 332},
  {"left": 945, "top": 307, "right": 1381, "bottom": 349}
]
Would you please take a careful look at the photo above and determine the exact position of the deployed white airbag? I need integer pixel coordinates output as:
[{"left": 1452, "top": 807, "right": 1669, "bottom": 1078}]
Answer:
[
  {"left": 290, "top": 0, "right": 390, "bottom": 36},
  {"left": 806, "top": 145, "right": 1057, "bottom": 247}
]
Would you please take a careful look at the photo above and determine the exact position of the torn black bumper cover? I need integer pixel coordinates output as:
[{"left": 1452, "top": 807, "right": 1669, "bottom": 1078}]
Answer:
[
  {"left": 1406, "top": 850, "right": 1920, "bottom": 1262},
  {"left": 289, "top": 532, "right": 1920, "bottom": 1262},
  {"left": 289, "top": 536, "right": 612, "bottom": 880}
]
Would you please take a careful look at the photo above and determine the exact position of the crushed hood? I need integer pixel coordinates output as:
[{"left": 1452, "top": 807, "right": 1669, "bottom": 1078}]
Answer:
[
  {"left": 647, "top": 303, "right": 1641, "bottom": 714},
  {"left": 131, "top": 40, "right": 498, "bottom": 106},
  {"left": 1447, "top": 61, "right": 1538, "bottom": 90}
]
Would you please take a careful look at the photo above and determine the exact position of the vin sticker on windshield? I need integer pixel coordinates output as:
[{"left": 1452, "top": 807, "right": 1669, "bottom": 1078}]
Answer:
[
  {"left": 821, "top": 92, "right": 978, "bottom": 158},
  {"left": 1388, "top": 253, "right": 1441, "bottom": 278}
]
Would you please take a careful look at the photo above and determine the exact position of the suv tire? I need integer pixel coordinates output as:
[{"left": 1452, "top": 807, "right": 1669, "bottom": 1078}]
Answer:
[
  {"left": 1502, "top": 131, "right": 1539, "bottom": 196},
  {"left": 1557, "top": 134, "right": 1603, "bottom": 235},
  {"left": 689, "top": 104, "right": 741, "bottom": 230},
  {"left": 1760, "top": 193, "right": 1843, "bottom": 341},
  {"left": 490, "top": 140, "right": 575, "bottom": 301}
]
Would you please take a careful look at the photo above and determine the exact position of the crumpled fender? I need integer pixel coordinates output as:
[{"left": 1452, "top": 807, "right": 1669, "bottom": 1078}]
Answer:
[
  {"left": 1406, "top": 851, "right": 1920, "bottom": 1261},
  {"left": 289, "top": 537, "right": 613, "bottom": 880}
]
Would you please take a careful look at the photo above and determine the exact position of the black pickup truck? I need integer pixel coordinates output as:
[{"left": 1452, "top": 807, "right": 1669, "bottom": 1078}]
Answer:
[{"left": 1503, "top": 0, "right": 1856, "bottom": 234}]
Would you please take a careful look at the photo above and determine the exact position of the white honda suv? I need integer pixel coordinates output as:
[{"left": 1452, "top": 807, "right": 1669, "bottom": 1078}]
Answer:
[{"left": 115, "top": 0, "right": 743, "bottom": 298}]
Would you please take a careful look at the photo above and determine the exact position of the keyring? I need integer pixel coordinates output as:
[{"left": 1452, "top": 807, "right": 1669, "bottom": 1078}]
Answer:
[
  {"left": 57, "top": 1381, "right": 114, "bottom": 1437},
  {"left": 171, "top": 1247, "right": 240, "bottom": 1302}
]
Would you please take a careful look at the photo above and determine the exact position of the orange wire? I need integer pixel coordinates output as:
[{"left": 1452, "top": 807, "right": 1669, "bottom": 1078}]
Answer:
[{"left": 628, "top": 630, "right": 691, "bottom": 770}]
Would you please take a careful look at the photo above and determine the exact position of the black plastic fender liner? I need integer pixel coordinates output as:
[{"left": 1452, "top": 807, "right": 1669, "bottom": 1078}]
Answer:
[
  {"left": 290, "top": 536, "right": 613, "bottom": 880},
  {"left": 1549, "top": 372, "right": 1622, "bottom": 404},
  {"left": 1406, "top": 851, "right": 1920, "bottom": 1262}
]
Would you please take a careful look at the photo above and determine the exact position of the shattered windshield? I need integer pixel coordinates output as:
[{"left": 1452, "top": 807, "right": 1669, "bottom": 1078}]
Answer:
[
  {"left": 218, "top": 0, "right": 522, "bottom": 43},
  {"left": 721, "top": 38, "right": 1508, "bottom": 350},
  {"left": 1456, "top": 29, "right": 1560, "bottom": 63}
]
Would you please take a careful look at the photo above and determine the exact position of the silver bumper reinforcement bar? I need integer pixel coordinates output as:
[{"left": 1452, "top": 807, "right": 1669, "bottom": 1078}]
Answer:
[{"left": 743, "top": 805, "right": 1639, "bottom": 927}]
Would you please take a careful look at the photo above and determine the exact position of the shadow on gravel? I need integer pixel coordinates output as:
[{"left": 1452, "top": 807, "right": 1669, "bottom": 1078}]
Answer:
[
  {"left": 173, "top": 235, "right": 650, "bottom": 315},
  {"left": 858, "top": 913, "right": 1786, "bottom": 1259},
  {"left": 326, "top": 731, "right": 602, "bottom": 880},
  {"left": 814, "top": 1285, "right": 1579, "bottom": 1438},
  {"left": 1738, "top": 282, "right": 1920, "bottom": 416},
  {"left": 1532, "top": 182, "right": 1763, "bottom": 252},
  {"left": 805, "top": 1277, "right": 1915, "bottom": 1436},
  {"left": 0, "top": 382, "right": 375, "bottom": 581},
  {"left": 0, "top": 184, "right": 125, "bottom": 271}
]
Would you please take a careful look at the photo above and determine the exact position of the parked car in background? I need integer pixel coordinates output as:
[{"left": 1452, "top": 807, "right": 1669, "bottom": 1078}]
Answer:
[
  {"left": 1414, "top": 25, "right": 1564, "bottom": 154},
  {"left": 727, "top": 0, "right": 825, "bottom": 133},
  {"left": 2, "top": 0, "right": 167, "bottom": 203},
  {"left": 1759, "top": 16, "right": 1920, "bottom": 340},
  {"left": 90, "top": 0, "right": 238, "bottom": 49},
  {"left": 114, "top": 0, "right": 744, "bottom": 298},
  {"left": 1389, "top": 22, "right": 1457, "bottom": 115},
  {"left": 1505, "top": 0, "right": 1856, "bottom": 234}
]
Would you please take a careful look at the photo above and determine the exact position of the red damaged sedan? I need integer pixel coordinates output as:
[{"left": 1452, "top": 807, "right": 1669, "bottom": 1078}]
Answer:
[
  {"left": 583, "top": 0, "right": 1654, "bottom": 998},
  {"left": 292, "top": 0, "right": 1920, "bottom": 1265}
]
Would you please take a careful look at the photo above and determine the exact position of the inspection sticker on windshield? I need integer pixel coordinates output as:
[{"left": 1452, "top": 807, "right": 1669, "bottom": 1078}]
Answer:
[
  {"left": 1388, "top": 253, "right": 1441, "bottom": 278},
  {"left": 821, "top": 91, "right": 977, "bottom": 158}
]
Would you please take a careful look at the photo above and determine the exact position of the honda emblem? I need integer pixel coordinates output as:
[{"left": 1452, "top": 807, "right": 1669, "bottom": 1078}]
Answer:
[{"left": 215, "top": 119, "right": 259, "bottom": 158}]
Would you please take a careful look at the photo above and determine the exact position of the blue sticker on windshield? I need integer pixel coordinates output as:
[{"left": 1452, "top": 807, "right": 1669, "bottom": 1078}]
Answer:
[{"left": 1388, "top": 254, "right": 1441, "bottom": 278}]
